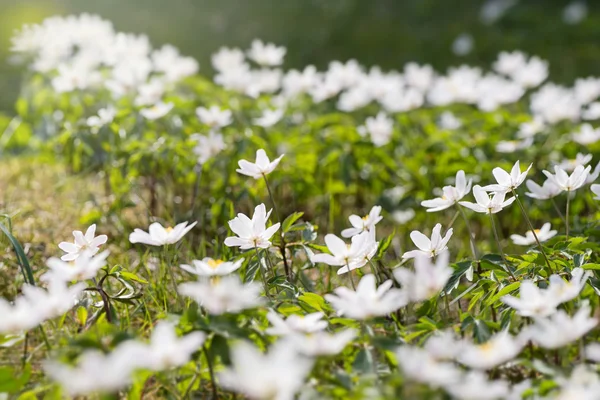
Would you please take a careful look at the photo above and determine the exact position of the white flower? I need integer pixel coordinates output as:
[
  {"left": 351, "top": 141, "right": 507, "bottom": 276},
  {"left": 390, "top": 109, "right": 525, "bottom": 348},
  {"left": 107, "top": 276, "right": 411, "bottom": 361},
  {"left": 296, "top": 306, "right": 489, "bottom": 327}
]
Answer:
[
  {"left": 195, "top": 106, "right": 232, "bottom": 128},
  {"left": 180, "top": 258, "right": 244, "bottom": 277},
  {"left": 224, "top": 204, "right": 280, "bottom": 250},
  {"left": 211, "top": 47, "right": 245, "bottom": 72},
  {"left": 517, "top": 117, "right": 545, "bottom": 138},
  {"left": 558, "top": 153, "right": 592, "bottom": 172},
  {"left": 253, "top": 109, "right": 284, "bottom": 128},
  {"left": 86, "top": 106, "right": 115, "bottom": 128},
  {"left": 129, "top": 221, "right": 197, "bottom": 246},
  {"left": 553, "top": 365, "right": 600, "bottom": 400},
  {"left": 525, "top": 178, "right": 561, "bottom": 200},
  {"left": 341, "top": 205, "right": 383, "bottom": 238},
  {"left": 43, "top": 250, "right": 109, "bottom": 282},
  {"left": 402, "top": 223, "right": 453, "bottom": 259},
  {"left": 310, "top": 231, "right": 377, "bottom": 274},
  {"left": 325, "top": 274, "right": 406, "bottom": 320},
  {"left": 140, "top": 321, "right": 206, "bottom": 370},
  {"left": 394, "top": 252, "right": 452, "bottom": 302},
  {"left": 511, "top": 56, "right": 548, "bottom": 88},
  {"left": 357, "top": 112, "right": 393, "bottom": 147},
  {"left": 445, "top": 371, "right": 510, "bottom": 400},
  {"left": 404, "top": 62, "right": 435, "bottom": 92},
  {"left": 140, "top": 101, "right": 173, "bottom": 120},
  {"left": 247, "top": 39, "right": 286, "bottom": 66},
  {"left": 219, "top": 341, "right": 312, "bottom": 400},
  {"left": 482, "top": 160, "right": 532, "bottom": 193},
  {"left": 236, "top": 149, "right": 284, "bottom": 179},
  {"left": 586, "top": 343, "right": 600, "bottom": 362},
  {"left": 495, "top": 138, "right": 533, "bottom": 153},
  {"left": 392, "top": 209, "right": 415, "bottom": 224},
  {"left": 191, "top": 131, "right": 226, "bottom": 165},
  {"left": 572, "top": 124, "right": 600, "bottom": 145},
  {"left": 582, "top": 102, "right": 600, "bottom": 120},
  {"left": 438, "top": 111, "right": 462, "bottom": 130},
  {"left": 549, "top": 267, "right": 590, "bottom": 303},
  {"left": 563, "top": 1, "right": 588, "bottom": 24},
  {"left": 493, "top": 51, "right": 527, "bottom": 76},
  {"left": 459, "top": 185, "right": 515, "bottom": 214},
  {"left": 283, "top": 329, "right": 356, "bottom": 357},
  {"left": 179, "top": 275, "right": 263, "bottom": 315},
  {"left": 58, "top": 224, "right": 108, "bottom": 261},
  {"left": 266, "top": 311, "right": 327, "bottom": 336},
  {"left": 396, "top": 346, "right": 462, "bottom": 388},
  {"left": 452, "top": 33, "right": 474, "bottom": 56},
  {"left": 543, "top": 164, "right": 591, "bottom": 192},
  {"left": 421, "top": 170, "right": 472, "bottom": 212},
  {"left": 423, "top": 330, "right": 464, "bottom": 360},
  {"left": 592, "top": 184, "right": 600, "bottom": 200},
  {"left": 523, "top": 302, "right": 597, "bottom": 349},
  {"left": 457, "top": 330, "right": 525, "bottom": 370},
  {"left": 510, "top": 222, "right": 557, "bottom": 246}
]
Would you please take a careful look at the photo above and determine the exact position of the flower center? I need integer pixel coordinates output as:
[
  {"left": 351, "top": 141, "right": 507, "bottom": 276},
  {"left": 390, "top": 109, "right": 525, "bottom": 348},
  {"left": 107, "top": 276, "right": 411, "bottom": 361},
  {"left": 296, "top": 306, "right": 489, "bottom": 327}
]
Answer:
[
  {"left": 165, "top": 227, "right": 174, "bottom": 233},
  {"left": 207, "top": 259, "right": 224, "bottom": 269}
]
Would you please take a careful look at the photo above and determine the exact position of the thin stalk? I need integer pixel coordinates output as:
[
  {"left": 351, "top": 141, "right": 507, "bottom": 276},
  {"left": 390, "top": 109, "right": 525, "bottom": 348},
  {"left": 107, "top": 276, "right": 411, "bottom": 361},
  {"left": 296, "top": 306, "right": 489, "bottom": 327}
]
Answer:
[
  {"left": 551, "top": 198, "right": 566, "bottom": 225},
  {"left": 457, "top": 204, "right": 478, "bottom": 261},
  {"left": 348, "top": 267, "right": 357, "bottom": 290},
  {"left": 489, "top": 213, "right": 516, "bottom": 280},
  {"left": 262, "top": 173, "right": 292, "bottom": 281},
  {"left": 203, "top": 346, "right": 218, "bottom": 400},
  {"left": 566, "top": 192, "right": 571, "bottom": 239},
  {"left": 511, "top": 190, "right": 552, "bottom": 270},
  {"left": 191, "top": 163, "right": 203, "bottom": 215},
  {"left": 255, "top": 247, "right": 272, "bottom": 300},
  {"left": 163, "top": 246, "right": 183, "bottom": 309},
  {"left": 448, "top": 209, "right": 460, "bottom": 229}
]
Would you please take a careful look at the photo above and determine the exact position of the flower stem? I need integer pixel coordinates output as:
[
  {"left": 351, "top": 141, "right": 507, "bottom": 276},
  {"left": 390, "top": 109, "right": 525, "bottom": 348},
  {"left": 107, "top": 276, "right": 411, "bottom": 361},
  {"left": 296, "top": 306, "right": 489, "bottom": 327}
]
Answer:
[
  {"left": 203, "top": 346, "right": 218, "bottom": 400},
  {"left": 458, "top": 204, "right": 478, "bottom": 261},
  {"left": 262, "top": 173, "right": 292, "bottom": 281},
  {"left": 489, "top": 213, "right": 516, "bottom": 280},
  {"left": 255, "top": 247, "right": 272, "bottom": 300},
  {"left": 511, "top": 190, "right": 552, "bottom": 270},
  {"left": 550, "top": 198, "right": 566, "bottom": 225},
  {"left": 566, "top": 192, "right": 571, "bottom": 239}
]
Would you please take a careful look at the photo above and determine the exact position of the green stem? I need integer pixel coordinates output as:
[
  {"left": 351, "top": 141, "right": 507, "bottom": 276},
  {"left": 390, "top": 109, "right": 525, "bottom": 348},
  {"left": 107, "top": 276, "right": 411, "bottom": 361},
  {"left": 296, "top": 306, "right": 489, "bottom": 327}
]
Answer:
[
  {"left": 566, "top": 192, "right": 571, "bottom": 239},
  {"left": 512, "top": 190, "right": 552, "bottom": 270},
  {"left": 262, "top": 173, "right": 292, "bottom": 281},
  {"left": 203, "top": 346, "right": 218, "bottom": 400},
  {"left": 458, "top": 204, "right": 478, "bottom": 261},
  {"left": 551, "top": 198, "right": 566, "bottom": 225},
  {"left": 489, "top": 213, "right": 516, "bottom": 280},
  {"left": 255, "top": 247, "right": 272, "bottom": 300}
]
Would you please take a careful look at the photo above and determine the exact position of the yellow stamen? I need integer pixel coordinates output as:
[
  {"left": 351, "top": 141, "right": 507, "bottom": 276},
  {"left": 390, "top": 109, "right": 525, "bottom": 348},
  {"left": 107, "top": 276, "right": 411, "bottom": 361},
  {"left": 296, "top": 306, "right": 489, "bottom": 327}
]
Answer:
[
  {"left": 165, "top": 227, "right": 174, "bottom": 233},
  {"left": 207, "top": 259, "right": 224, "bottom": 269}
]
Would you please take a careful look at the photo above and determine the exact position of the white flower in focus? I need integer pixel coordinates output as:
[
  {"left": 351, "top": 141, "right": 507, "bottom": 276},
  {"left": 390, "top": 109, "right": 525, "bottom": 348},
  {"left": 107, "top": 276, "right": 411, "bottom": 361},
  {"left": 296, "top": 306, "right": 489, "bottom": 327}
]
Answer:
[
  {"left": 219, "top": 341, "right": 312, "bottom": 400},
  {"left": 86, "top": 107, "right": 115, "bottom": 128},
  {"left": 459, "top": 185, "right": 515, "bottom": 214},
  {"left": 510, "top": 222, "right": 557, "bottom": 246},
  {"left": 236, "top": 149, "right": 284, "bottom": 179},
  {"left": 191, "top": 131, "right": 226, "bottom": 165},
  {"left": 523, "top": 302, "right": 597, "bottom": 349},
  {"left": 224, "top": 204, "right": 280, "bottom": 249},
  {"left": 394, "top": 252, "right": 453, "bottom": 302},
  {"left": 457, "top": 331, "right": 524, "bottom": 370},
  {"left": 43, "top": 250, "right": 109, "bottom": 282},
  {"left": 396, "top": 346, "right": 462, "bottom": 388},
  {"left": 482, "top": 160, "right": 532, "bottom": 193},
  {"left": 445, "top": 371, "right": 510, "bottom": 400},
  {"left": 357, "top": 112, "right": 393, "bottom": 147},
  {"left": 178, "top": 276, "right": 263, "bottom": 315},
  {"left": 141, "top": 321, "right": 206, "bottom": 370},
  {"left": 402, "top": 223, "right": 453, "bottom": 259},
  {"left": 341, "top": 205, "right": 383, "bottom": 238},
  {"left": 325, "top": 274, "right": 406, "bottom": 320},
  {"left": 129, "top": 221, "right": 197, "bottom": 246},
  {"left": 140, "top": 101, "right": 173, "bottom": 120},
  {"left": 310, "top": 231, "right": 378, "bottom": 274},
  {"left": 572, "top": 124, "right": 600, "bottom": 145},
  {"left": 180, "top": 258, "right": 244, "bottom": 277},
  {"left": 525, "top": 179, "right": 561, "bottom": 200},
  {"left": 247, "top": 40, "right": 286, "bottom": 67},
  {"left": 195, "top": 106, "right": 232, "bottom": 128},
  {"left": 58, "top": 224, "right": 108, "bottom": 261},
  {"left": 253, "top": 108, "right": 284, "bottom": 128},
  {"left": 266, "top": 311, "right": 327, "bottom": 336},
  {"left": 421, "top": 170, "right": 472, "bottom": 212},
  {"left": 543, "top": 164, "right": 591, "bottom": 192}
]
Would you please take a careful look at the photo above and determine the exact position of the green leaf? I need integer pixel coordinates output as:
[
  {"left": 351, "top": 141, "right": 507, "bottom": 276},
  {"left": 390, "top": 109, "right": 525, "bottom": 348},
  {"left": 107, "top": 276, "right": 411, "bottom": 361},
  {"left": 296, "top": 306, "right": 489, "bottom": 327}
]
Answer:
[
  {"left": 485, "top": 281, "right": 520, "bottom": 306},
  {"left": 0, "top": 221, "right": 35, "bottom": 286},
  {"left": 582, "top": 263, "right": 600, "bottom": 270},
  {"left": 352, "top": 348, "right": 374, "bottom": 374},
  {"left": 298, "top": 292, "right": 327, "bottom": 312},
  {"left": 244, "top": 257, "right": 260, "bottom": 283},
  {"left": 374, "top": 230, "right": 395, "bottom": 260},
  {"left": 282, "top": 212, "right": 304, "bottom": 233},
  {"left": 76, "top": 306, "right": 88, "bottom": 326},
  {"left": 443, "top": 261, "right": 472, "bottom": 293},
  {"left": 118, "top": 271, "right": 149, "bottom": 284}
]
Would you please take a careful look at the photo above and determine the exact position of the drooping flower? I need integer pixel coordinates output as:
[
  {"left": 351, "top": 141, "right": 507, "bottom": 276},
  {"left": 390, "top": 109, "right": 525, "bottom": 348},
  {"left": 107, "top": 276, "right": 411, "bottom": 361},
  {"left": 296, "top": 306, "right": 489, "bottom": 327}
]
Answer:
[
  {"left": 510, "top": 222, "right": 557, "bottom": 246},
  {"left": 542, "top": 164, "right": 591, "bottom": 192},
  {"left": 325, "top": 274, "right": 407, "bottom": 319},
  {"left": 178, "top": 275, "right": 263, "bottom": 315},
  {"left": 482, "top": 160, "right": 532, "bottom": 193},
  {"left": 224, "top": 204, "right": 280, "bottom": 250},
  {"left": 129, "top": 221, "right": 197, "bottom": 246},
  {"left": 394, "top": 252, "right": 453, "bottom": 302},
  {"left": 58, "top": 224, "right": 108, "bottom": 261},
  {"left": 236, "top": 149, "right": 284, "bottom": 179},
  {"left": 459, "top": 185, "right": 515, "bottom": 214},
  {"left": 310, "top": 231, "right": 377, "bottom": 274},
  {"left": 341, "top": 205, "right": 383, "bottom": 238},
  {"left": 421, "top": 170, "right": 472, "bottom": 212},
  {"left": 180, "top": 257, "right": 244, "bottom": 277},
  {"left": 402, "top": 223, "right": 453, "bottom": 259}
]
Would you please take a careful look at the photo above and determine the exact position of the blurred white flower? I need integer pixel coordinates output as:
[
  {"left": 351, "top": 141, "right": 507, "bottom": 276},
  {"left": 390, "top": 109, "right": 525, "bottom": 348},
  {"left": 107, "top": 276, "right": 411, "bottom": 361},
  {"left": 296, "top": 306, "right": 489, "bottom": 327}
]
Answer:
[
  {"left": 402, "top": 223, "right": 453, "bottom": 259},
  {"left": 452, "top": 33, "right": 474, "bottom": 56},
  {"left": 396, "top": 346, "right": 462, "bottom": 388},
  {"left": 180, "top": 257, "right": 244, "bottom": 277},
  {"left": 394, "top": 252, "right": 453, "bottom": 302},
  {"left": 496, "top": 138, "right": 533, "bottom": 153},
  {"left": 572, "top": 124, "right": 600, "bottom": 145},
  {"left": 140, "top": 101, "right": 173, "bottom": 120},
  {"left": 253, "top": 109, "right": 284, "bottom": 128},
  {"left": 247, "top": 39, "right": 286, "bottom": 67},
  {"left": 139, "top": 321, "right": 206, "bottom": 370},
  {"left": 493, "top": 51, "right": 527, "bottom": 76},
  {"left": 438, "top": 111, "right": 462, "bottom": 130},
  {"left": 212, "top": 47, "right": 245, "bottom": 72},
  {"left": 224, "top": 204, "right": 280, "bottom": 250},
  {"left": 236, "top": 149, "right": 284, "bottom": 179},
  {"left": 283, "top": 329, "right": 356, "bottom": 357},
  {"left": 58, "top": 224, "right": 108, "bottom": 261},
  {"left": 543, "top": 164, "right": 591, "bottom": 192},
  {"left": 558, "top": 153, "right": 592, "bottom": 172},
  {"left": 341, "top": 205, "right": 383, "bottom": 238},
  {"left": 43, "top": 250, "right": 109, "bottom": 282},
  {"left": 445, "top": 371, "right": 510, "bottom": 400},
  {"left": 179, "top": 275, "right": 263, "bottom": 315},
  {"left": 191, "top": 131, "right": 226, "bottom": 165},
  {"left": 86, "top": 106, "right": 115, "bottom": 128},
  {"left": 525, "top": 178, "right": 561, "bottom": 200},
  {"left": 196, "top": 105, "right": 232, "bottom": 128},
  {"left": 591, "top": 183, "right": 600, "bottom": 200},
  {"left": 563, "top": 1, "right": 588, "bottom": 25},
  {"left": 325, "top": 274, "right": 406, "bottom": 319},
  {"left": 266, "top": 311, "right": 327, "bottom": 336},
  {"left": 392, "top": 209, "right": 415, "bottom": 224},
  {"left": 457, "top": 330, "right": 524, "bottom": 370},
  {"left": 510, "top": 222, "right": 557, "bottom": 246},
  {"left": 357, "top": 112, "right": 394, "bottom": 147}
]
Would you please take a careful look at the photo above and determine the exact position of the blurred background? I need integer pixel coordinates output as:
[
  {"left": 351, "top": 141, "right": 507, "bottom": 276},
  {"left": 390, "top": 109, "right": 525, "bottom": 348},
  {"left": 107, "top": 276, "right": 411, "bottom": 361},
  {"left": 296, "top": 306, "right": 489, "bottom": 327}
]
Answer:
[{"left": 0, "top": 0, "right": 598, "bottom": 112}]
